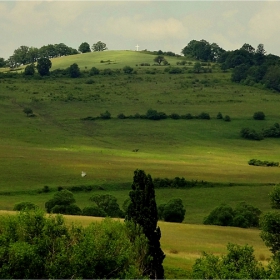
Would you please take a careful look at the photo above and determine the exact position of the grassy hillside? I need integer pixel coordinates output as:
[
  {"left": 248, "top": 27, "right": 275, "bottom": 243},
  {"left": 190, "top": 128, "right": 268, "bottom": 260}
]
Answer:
[{"left": 0, "top": 50, "right": 279, "bottom": 215}]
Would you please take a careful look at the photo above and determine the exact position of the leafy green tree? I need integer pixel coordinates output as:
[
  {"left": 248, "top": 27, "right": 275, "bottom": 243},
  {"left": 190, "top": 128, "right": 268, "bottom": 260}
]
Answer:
[
  {"left": 241, "top": 43, "right": 255, "bottom": 54},
  {"left": 192, "top": 243, "right": 266, "bottom": 279},
  {"left": 89, "top": 194, "right": 123, "bottom": 217},
  {"left": 0, "top": 57, "right": 6, "bottom": 68},
  {"left": 126, "top": 169, "right": 165, "bottom": 279},
  {"left": 68, "top": 63, "right": 81, "bottom": 78},
  {"left": 0, "top": 210, "right": 148, "bottom": 278},
  {"left": 45, "top": 190, "right": 78, "bottom": 214},
  {"left": 233, "top": 202, "right": 261, "bottom": 228},
  {"left": 263, "top": 65, "right": 280, "bottom": 91},
  {"left": 26, "top": 47, "right": 39, "bottom": 63},
  {"left": 23, "top": 108, "right": 33, "bottom": 117},
  {"left": 78, "top": 42, "right": 91, "bottom": 53},
  {"left": 24, "top": 64, "right": 35, "bottom": 75},
  {"left": 13, "top": 202, "right": 38, "bottom": 211},
  {"left": 36, "top": 57, "right": 52, "bottom": 76},
  {"left": 260, "top": 211, "right": 280, "bottom": 259},
  {"left": 92, "top": 41, "right": 107, "bottom": 52},
  {"left": 159, "top": 198, "right": 186, "bottom": 223},
  {"left": 203, "top": 204, "right": 234, "bottom": 226},
  {"left": 269, "top": 186, "right": 280, "bottom": 209},
  {"left": 153, "top": 55, "right": 165, "bottom": 65},
  {"left": 13, "top": 45, "right": 30, "bottom": 65}
]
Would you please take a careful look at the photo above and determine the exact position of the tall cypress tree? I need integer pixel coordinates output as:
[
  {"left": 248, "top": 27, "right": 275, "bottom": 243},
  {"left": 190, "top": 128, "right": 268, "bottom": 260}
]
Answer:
[{"left": 126, "top": 169, "right": 165, "bottom": 279}]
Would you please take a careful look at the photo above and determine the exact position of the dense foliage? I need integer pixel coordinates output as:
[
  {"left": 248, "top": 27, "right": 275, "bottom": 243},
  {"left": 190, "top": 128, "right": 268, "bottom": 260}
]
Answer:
[
  {"left": 0, "top": 210, "right": 148, "bottom": 279},
  {"left": 89, "top": 194, "right": 124, "bottom": 217},
  {"left": 126, "top": 169, "right": 165, "bottom": 279},
  {"left": 203, "top": 202, "right": 261, "bottom": 228},
  {"left": 45, "top": 190, "right": 81, "bottom": 215},
  {"left": 158, "top": 198, "right": 186, "bottom": 223},
  {"left": 248, "top": 159, "right": 279, "bottom": 167},
  {"left": 191, "top": 243, "right": 266, "bottom": 279}
]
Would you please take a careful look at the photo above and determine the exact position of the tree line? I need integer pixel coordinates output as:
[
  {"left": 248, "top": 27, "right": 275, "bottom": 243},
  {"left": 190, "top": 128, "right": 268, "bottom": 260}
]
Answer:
[{"left": 0, "top": 41, "right": 108, "bottom": 69}]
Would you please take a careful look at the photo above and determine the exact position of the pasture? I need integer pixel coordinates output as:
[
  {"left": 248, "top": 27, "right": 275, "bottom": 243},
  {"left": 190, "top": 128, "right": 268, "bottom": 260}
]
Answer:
[{"left": 0, "top": 50, "right": 279, "bottom": 275}]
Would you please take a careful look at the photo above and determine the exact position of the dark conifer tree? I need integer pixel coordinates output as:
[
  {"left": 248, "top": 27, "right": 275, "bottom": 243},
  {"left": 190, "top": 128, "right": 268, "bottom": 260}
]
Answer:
[{"left": 126, "top": 169, "right": 165, "bottom": 279}]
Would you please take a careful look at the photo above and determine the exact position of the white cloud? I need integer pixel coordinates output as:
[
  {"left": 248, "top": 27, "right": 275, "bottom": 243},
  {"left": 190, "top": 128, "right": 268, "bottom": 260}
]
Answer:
[
  {"left": 106, "top": 16, "right": 186, "bottom": 41},
  {"left": 248, "top": 2, "right": 280, "bottom": 41}
]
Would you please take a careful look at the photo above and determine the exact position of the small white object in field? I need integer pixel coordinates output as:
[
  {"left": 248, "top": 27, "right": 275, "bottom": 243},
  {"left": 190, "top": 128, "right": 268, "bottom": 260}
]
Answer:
[{"left": 81, "top": 171, "right": 87, "bottom": 177}]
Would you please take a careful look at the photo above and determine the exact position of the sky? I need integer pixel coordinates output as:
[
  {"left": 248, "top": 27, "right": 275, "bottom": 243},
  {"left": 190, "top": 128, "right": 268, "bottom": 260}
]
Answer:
[{"left": 1, "top": 1, "right": 280, "bottom": 59}]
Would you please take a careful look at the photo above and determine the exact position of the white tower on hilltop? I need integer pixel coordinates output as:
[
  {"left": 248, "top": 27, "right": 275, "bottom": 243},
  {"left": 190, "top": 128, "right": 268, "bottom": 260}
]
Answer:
[{"left": 135, "top": 44, "right": 139, "bottom": 51}]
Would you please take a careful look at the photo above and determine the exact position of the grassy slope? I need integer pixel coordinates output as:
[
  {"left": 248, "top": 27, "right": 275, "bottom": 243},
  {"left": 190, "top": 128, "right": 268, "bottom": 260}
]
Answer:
[{"left": 0, "top": 50, "right": 279, "bottom": 217}]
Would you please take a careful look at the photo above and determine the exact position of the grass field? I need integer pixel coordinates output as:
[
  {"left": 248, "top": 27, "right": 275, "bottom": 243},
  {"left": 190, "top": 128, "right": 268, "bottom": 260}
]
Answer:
[{"left": 0, "top": 50, "right": 279, "bottom": 276}]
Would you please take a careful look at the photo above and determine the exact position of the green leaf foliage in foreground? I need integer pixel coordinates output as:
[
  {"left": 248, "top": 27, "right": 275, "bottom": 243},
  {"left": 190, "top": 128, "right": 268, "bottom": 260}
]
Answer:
[
  {"left": 191, "top": 243, "right": 266, "bottom": 279},
  {"left": 0, "top": 210, "right": 148, "bottom": 279}
]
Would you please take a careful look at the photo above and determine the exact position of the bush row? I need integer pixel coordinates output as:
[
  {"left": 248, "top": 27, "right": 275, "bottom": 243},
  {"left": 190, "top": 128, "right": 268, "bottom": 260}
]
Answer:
[
  {"left": 153, "top": 177, "right": 212, "bottom": 189},
  {"left": 82, "top": 109, "right": 213, "bottom": 121},
  {"left": 248, "top": 159, "right": 279, "bottom": 167},
  {"left": 241, "top": 123, "right": 280, "bottom": 140}
]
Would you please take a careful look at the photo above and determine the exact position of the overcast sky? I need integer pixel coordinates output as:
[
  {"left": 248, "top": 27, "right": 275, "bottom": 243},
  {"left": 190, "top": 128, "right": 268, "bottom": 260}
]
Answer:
[{"left": 1, "top": 1, "right": 280, "bottom": 59}]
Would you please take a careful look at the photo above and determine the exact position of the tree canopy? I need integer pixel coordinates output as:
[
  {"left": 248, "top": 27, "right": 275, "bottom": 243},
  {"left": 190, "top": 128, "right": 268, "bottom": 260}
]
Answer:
[
  {"left": 92, "top": 41, "right": 107, "bottom": 52},
  {"left": 126, "top": 169, "right": 165, "bottom": 279}
]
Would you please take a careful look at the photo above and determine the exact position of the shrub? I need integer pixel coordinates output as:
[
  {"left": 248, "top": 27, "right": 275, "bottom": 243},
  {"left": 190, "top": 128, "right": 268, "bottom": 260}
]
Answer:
[
  {"left": 181, "top": 113, "right": 193, "bottom": 119},
  {"left": 24, "top": 64, "right": 35, "bottom": 76},
  {"left": 146, "top": 109, "right": 167, "bottom": 120},
  {"left": 253, "top": 111, "right": 265, "bottom": 120},
  {"left": 263, "top": 123, "right": 280, "bottom": 138},
  {"left": 68, "top": 63, "right": 81, "bottom": 78},
  {"left": 217, "top": 112, "right": 223, "bottom": 119},
  {"left": 169, "top": 113, "right": 180, "bottom": 120},
  {"left": 82, "top": 206, "right": 107, "bottom": 217},
  {"left": 100, "top": 110, "right": 111, "bottom": 119},
  {"left": 85, "top": 78, "right": 94, "bottom": 84},
  {"left": 117, "top": 113, "right": 126, "bottom": 119},
  {"left": 159, "top": 198, "right": 186, "bottom": 223},
  {"left": 89, "top": 66, "right": 100, "bottom": 76},
  {"left": 123, "top": 66, "right": 134, "bottom": 74},
  {"left": 197, "top": 112, "right": 210, "bottom": 120},
  {"left": 102, "top": 68, "right": 113, "bottom": 75},
  {"left": 224, "top": 115, "right": 231, "bottom": 122},
  {"left": 248, "top": 159, "right": 279, "bottom": 167},
  {"left": 13, "top": 202, "right": 38, "bottom": 211},
  {"left": 240, "top": 128, "right": 264, "bottom": 140},
  {"left": 23, "top": 107, "right": 34, "bottom": 117},
  {"left": 168, "top": 67, "right": 182, "bottom": 74},
  {"left": 203, "top": 204, "right": 234, "bottom": 226}
]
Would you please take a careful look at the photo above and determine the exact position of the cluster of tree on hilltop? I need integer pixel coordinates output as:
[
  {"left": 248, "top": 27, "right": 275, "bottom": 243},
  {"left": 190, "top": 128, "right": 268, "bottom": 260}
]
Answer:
[
  {"left": 181, "top": 39, "right": 280, "bottom": 92},
  {"left": 1, "top": 41, "right": 108, "bottom": 69}
]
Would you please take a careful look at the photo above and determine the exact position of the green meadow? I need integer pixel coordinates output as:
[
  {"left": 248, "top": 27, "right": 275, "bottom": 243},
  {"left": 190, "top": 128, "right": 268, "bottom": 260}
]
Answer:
[{"left": 0, "top": 50, "right": 279, "bottom": 274}]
